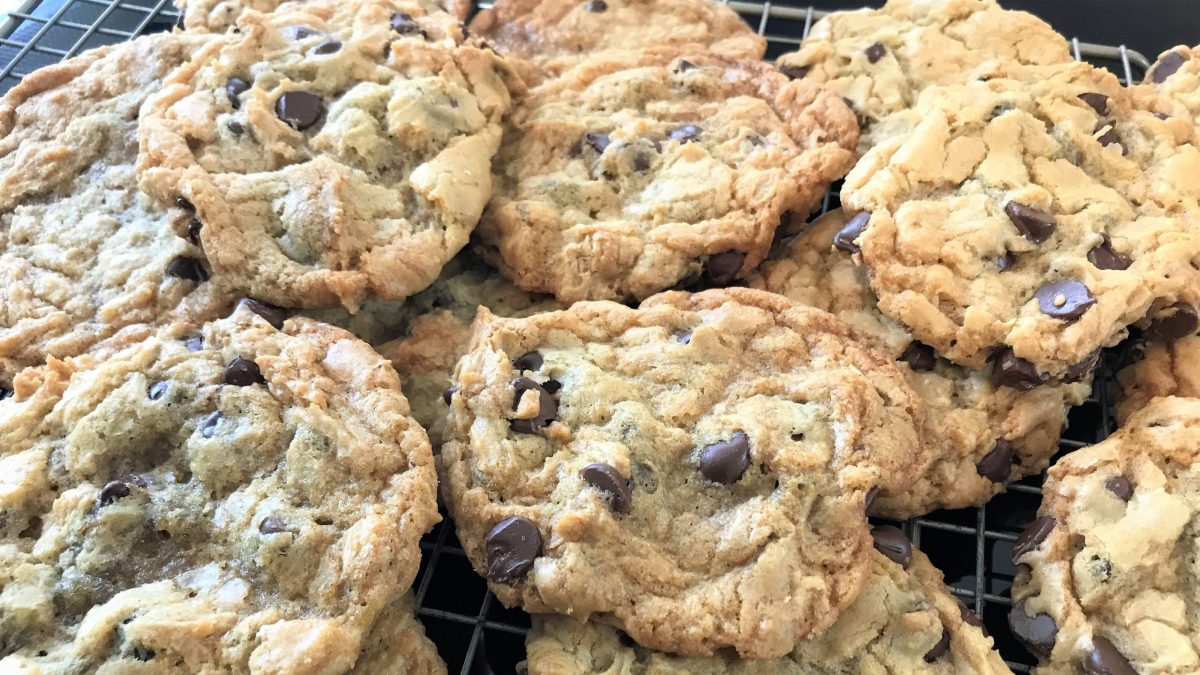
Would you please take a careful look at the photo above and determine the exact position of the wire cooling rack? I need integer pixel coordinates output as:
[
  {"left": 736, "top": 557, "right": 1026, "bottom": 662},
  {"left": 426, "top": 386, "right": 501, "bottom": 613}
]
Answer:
[{"left": 0, "top": 0, "right": 1151, "bottom": 672}]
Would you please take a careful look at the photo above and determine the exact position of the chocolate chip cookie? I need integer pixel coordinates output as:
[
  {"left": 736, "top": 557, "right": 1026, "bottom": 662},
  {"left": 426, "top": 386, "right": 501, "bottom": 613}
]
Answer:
[
  {"left": 0, "top": 304, "right": 439, "bottom": 672},
  {"left": 1009, "top": 396, "right": 1200, "bottom": 674},
  {"left": 440, "top": 287, "right": 926, "bottom": 658},
  {"left": 775, "top": 0, "right": 1071, "bottom": 147},
  {"left": 350, "top": 593, "right": 446, "bottom": 674},
  {"left": 0, "top": 34, "right": 234, "bottom": 386},
  {"left": 477, "top": 49, "right": 858, "bottom": 303},
  {"left": 469, "top": 0, "right": 766, "bottom": 85},
  {"left": 841, "top": 60, "right": 1200, "bottom": 380},
  {"left": 751, "top": 210, "right": 1090, "bottom": 518},
  {"left": 176, "top": 0, "right": 469, "bottom": 34},
  {"left": 1132, "top": 45, "right": 1200, "bottom": 129},
  {"left": 526, "top": 545, "right": 1010, "bottom": 674},
  {"left": 139, "top": 0, "right": 514, "bottom": 310}
]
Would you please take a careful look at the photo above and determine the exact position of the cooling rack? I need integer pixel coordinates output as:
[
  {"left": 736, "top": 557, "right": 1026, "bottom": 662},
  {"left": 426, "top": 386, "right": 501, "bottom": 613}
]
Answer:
[{"left": 0, "top": 0, "right": 1151, "bottom": 672}]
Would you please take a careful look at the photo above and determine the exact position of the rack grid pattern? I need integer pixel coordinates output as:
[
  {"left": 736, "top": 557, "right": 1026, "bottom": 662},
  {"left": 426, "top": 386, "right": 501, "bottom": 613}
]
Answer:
[{"left": 0, "top": 1, "right": 1151, "bottom": 672}]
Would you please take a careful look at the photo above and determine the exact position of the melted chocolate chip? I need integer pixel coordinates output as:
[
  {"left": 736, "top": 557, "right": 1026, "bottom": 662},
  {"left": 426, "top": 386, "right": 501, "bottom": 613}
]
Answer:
[
  {"left": 582, "top": 463, "right": 632, "bottom": 514},
  {"left": 899, "top": 341, "right": 937, "bottom": 371},
  {"left": 1035, "top": 280, "right": 1095, "bottom": 321},
  {"left": 259, "top": 516, "right": 289, "bottom": 534},
  {"left": 1105, "top": 476, "right": 1133, "bottom": 501},
  {"left": 165, "top": 256, "right": 208, "bottom": 281},
  {"left": 275, "top": 91, "right": 324, "bottom": 131},
  {"left": 669, "top": 124, "right": 702, "bottom": 143},
  {"left": 1084, "top": 636, "right": 1138, "bottom": 675},
  {"left": 976, "top": 439, "right": 1014, "bottom": 482},
  {"left": 1078, "top": 93, "right": 1110, "bottom": 115},
  {"left": 585, "top": 132, "right": 610, "bottom": 153},
  {"left": 186, "top": 218, "right": 203, "bottom": 245},
  {"left": 1149, "top": 51, "right": 1187, "bottom": 84},
  {"left": 98, "top": 480, "right": 132, "bottom": 506},
  {"left": 542, "top": 379, "right": 562, "bottom": 394},
  {"left": 391, "top": 12, "right": 423, "bottom": 34},
  {"left": 1008, "top": 604, "right": 1057, "bottom": 656},
  {"left": 703, "top": 251, "right": 745, "bottom": 286},
  {"left": 224, "top": 356, "right": 265, "bottom": 386},
  {"left": 226, "top": 77, "right": 250, "bottom": 109},
  {"left": 699, "top": 432, "right": 751, "bottom": 484},
  {"left": 865, "top": 42, "right": 886, "bottom": 63},
  {"left": 237, "top": 297, "right": 288, "bottom": 329},
  {"left": 870, "top": 525, "right": 912, "bottom": 568},
  {"left": 834, "top": 212, "right": 870, "bottom": 254},
  {"left": 200, "top": 411, "right": 221, "bottom": 438},
  {"left": 960, "top": 602, "right": 988, "bottom": 634},
  {"left": 992, "top": 348, "right": 1050, "bottom": 390},
  {"left": 1087, "top": 235, "right": 1131, "bottom": 270},
  {"left": 586, "top": 0, "right": 607, "bottom": 11},
  {"left": 175, "top": 196, "right": 195, "bottom": 211},
  {"left": 510, "top": 377, "right": 557, "bottom": 433},
  {"left": 443, "top": 386, "right": 457, "bottom": 405},
  {"left": 485, "top": 516, "right": 542, "bottom": 583},
  {"left": 1145, "top": 302, "right": 1198, "bottom": 341},
  {"left": 1096, "top": 124, "right": 1122, "bottom": 149},
  {"left": 923, "top": 628, "right": 950, "bottom": 662},
  {"left": 311, "top": 39, "right": 341, "bottom": 55},
  {"left": 1012, "top": 515, "right": 1055, "bottom": 563},
  {"left": 865, "top": 486, "right": 881, "bottom": 512},
  {"left": 1063, "top": 348, "right": 1101, "bottom": 383},
  {"left": 148, "top": 382, "right": 168, "bottom": 401},
  {"left": 513, "top": 352, "right": 544, "bottom": 372},
  {"left": 779, "top": 64, "right": 810, "bottom": 80},
  {"left": 1004, "top": 202, "right": 1056, "bottom": 244}
]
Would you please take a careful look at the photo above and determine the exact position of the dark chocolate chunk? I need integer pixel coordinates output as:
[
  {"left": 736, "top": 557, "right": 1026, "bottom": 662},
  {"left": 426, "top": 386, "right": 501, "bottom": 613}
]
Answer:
[
  {"left": 834, "top": 212, "right": 870, "bottom": 254},
  {"left": 1149, "top": 50, "right": 1187, "bottom": 84},
  {"left": 1096, "top": 124, "right": 1122, "bottom": 149},
  {"left": 992, "top": 348, "right": 1050, "bottom": 390},
  {"left": 485, "top": 516, "right": 542, "bottom": 583},
  {"left": 165, "top": 256, "right": 208, "bottom": 281},
  {"left": 1083, "top": 636, "right": 1138, "bottom": 675},
  {"left": 864, "top": 486, "right": 881, "bottom": 511},
  {"left": 238, "top": 297, "right": 288, "bottom": 329},
  {"left": 703, "top": 251, "right": 745, "bottom": 286},
  {"left": 1035, "top": 280, "right": 1095, "bottom": 321},
  {"left": 699, "top": 432, "right": 751, "bottom": 484},
  {"left": 186, "top": 218, "right": 203, "bottom": 245},
  {"left": 669, "top": 124, "right": 702, "bottom": 143},
  {"left": 259, "top": 516, "right": 289, "bottom": 534},
  {"left": 1012, "top": 515, "right": 1055, "bottom": 563},
  {"left": 585, "top": 131, "right": 610, "bottom": 153},
  {"left": 132, "top": 646, "right": 156, "bottom": 662},
  {"left": 870, "top": 525, "right": 912, "bottom": 568},
  {"left": 224, "top": 356, "right": 265, "bottom": 386},
  {"left": 1078, "top": 92, "right": 1110, "bottom": 115},
  {"left": 865, "top": 42, "right": 886, "bottom": 63},
  {"left": 899, "top": 341, "right": 937, "bottom": 371},
  {"left": 582, "top": 463, "right": 632, "bottom": 514},
  {"left": 148, "top": 382, "right": 168, "bottom": 401},
  {"left": 175, "top": 196, "right": 195, "bottom": 211},
  {"left": 311, "top": 39, "right": 341, "bottom": 55},
  {"left": 586, "top": 0, "right": 607, "bottom": 11},
  {"left": 997, "top": 251, "right": 1018, "bottom": 271},
  {"left": 513, "top": 352, "right": 544, "bottom": 372},
  {"left": 923, "top": 628, "right": 950, "bottom": 662},
  {"left": 443, "top": 386, "right": 457, "bottom": 405},
  {"left": 542, "top": 380, "right": 562, "bottom": 395},
  {"left": 1063, "top": 348, "right": 1102, "bottom": 383},
  {"left": 200, "top": 411, "right": 221, "bottom": 438},
  {"left": 98, "top": 480, "right": 132, "bottom": 506},
  {"left": 391, "top": 12, "right": 422, "bottom": 34},
  {"left": 282, "top": 26, "right": 316, "bottom": 39},
  {"left": 1087, "top": 235, "right": 1131, "bottom": 270},
  {"left": 1145, "top": 302, "right": 1198, "bottom": 341},
  {"left": 227, "top": 120, "right": 245, "bottom": 135},
  {"left": 959, "top": 602, "right": 987, "bottom": 634},
  {"left": 1008, "top": 603, "right": 1057, "bottom": 655},
  {"left": 275, "top": 91, "right": 324, "bottom": 131},
  {"left": 510, "top": 377, "right": 557, "bottom": 433},
  {"left": 1004, "top": 202, "right": 1056, "bottom": 244},
  {"left": 780, "top": 64, "right": 810, "bottom": 80},
  {"left": 976, "top": 438, "right": 1014, "bottom": 482},
  {"left": 185, "top": 335, "right": 204, "bottom": 352},
  {"left": 676, "top": 59, "right": 697, "bottom": 73},
  {"left": 1105, "top": 476, "right": 1133, "bottom": 502},
  {"left": 226, "top": 77, "right": 250, "bottom": 109}
]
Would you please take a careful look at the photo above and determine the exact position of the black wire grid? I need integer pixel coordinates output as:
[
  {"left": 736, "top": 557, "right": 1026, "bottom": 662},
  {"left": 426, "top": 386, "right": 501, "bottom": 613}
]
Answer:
[{"left": 0, "top": 0, "right": 1152, "bottom": 671}]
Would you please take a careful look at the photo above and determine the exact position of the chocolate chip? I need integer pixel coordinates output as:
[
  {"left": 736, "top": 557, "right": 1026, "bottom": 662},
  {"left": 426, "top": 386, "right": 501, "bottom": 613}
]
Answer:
[
  {"left": 1035, "top": 280, "right": 1095, "bottom": 321},
  {"left": 582, "top": 463, "right": 632, "bottom": 514},
  {"left": 865, "top": 42, "right": 885, "bottom": 63},
  {"left": 585, "top": 0, "right": 607, "bottom": 12},
  {"left": 1145, "top": 302, "right": 1198, "bottom": 341},
  {"left": 923, "top": 628, "right": 950, "bottom": 662},
  {"left": 1012, "top": 515, "right": 1055, "bottom": 563},
  {"left": 226, "top": 77, "right": 250, "bottom": 109},
  {"left": 311, "top": 39, "right": 341, "bottom": 55},
  {"left": 584, "top": 132, "right": 610, "bottom": 153},
  {"left": 443, "top": 386, "right": 457, "bottom": 405},
  {"left": 997, "top": 251, "right": 1018, "bottom": 271},
  {"left": 275, "top": 91, "right": 324, "bottom": 131},
  {"left": 779, "top": 64, "right": 810, "bottom": 80},
  {"left": 1063, "top": 348, "right": 1101, "bottom": 383},
  {"left": 703, "top": 251, "right": 744, "bottom": 286},
  {"left": 1088, "top": 235, "right": 1131, "bottom": 270},
  {"left": 200, "top": 411, "right": 221, "bottom": 438},
  {"left": 865, "top": 486, "right": 881, "bottom": 511},
  {"left": 227, "top": 120, "right": 244, "bottom": 135},
  {"left": 899, "top": 341, "right": 937, "bottom": 371},
  {"left": 1105, "top": 476, "right": 1133, "bottom": 501},
  {"left": 676, "top": 59, "right": 697, "bottom": 73},
  {"left": 976, "top": 438, "right": 1014, "bottom": 482},
  {"left": 676, "top": 331, "right": 693, "bottom": 345},
  {"left": 165, "top": 256, "right": 208, "bottom": 281},
  {"left": 98, "top": 480, "right": 132, "bottom": 506},
  {"left": 148, "top": 382, "right": 168, "bottom": 401},
  {"left": 237, "top": 297, "right": 288, "bottom": 329},
  {"left": 669, "top": 124, "right": 702, "bottom": 143},
  {"left": 175, "top": 196, "right": 195, "bottom": 211},
  {"left": 1004, "top": 202, "right": 1056, "bottom": 244},
  {"left": 870, "top": 525, "right": 912, "bottom": 568},
  {"left": 1154, "top": 111, "right": 1170, "bottom": 121},
  {"left": 391, "top": 12, "right": 423, "bottom": 34},
  {"left": 186, "top": 218, "right": 203, "bottom": 245},
  {"left": 485, "top": 516, "right": 542, "bottom": 583},
  {"left": 259, "top": 516, "right": 289, "bottom": 534},
  {"left": 510, "top": 377, "right": 557, "bottom": 433},
  {"left": 542, "top": 380, "right": 562, "bottom": 394},
  {"left": 513, "top": 352, "right": 544, "bottom": 372},
  {"left": 1078, "top": 93, "right": 1110, "bottom": 115},
  {"left": 834, "top": 212, "right": 870, "bottom": 254},
  {"left": 992, "top": 348, "right": 1050, "bottom": 390},
  {"left": 283, "top": 26, "right": 316, "bottom": 39},
  {"left": 1096, "top": 124, "right": 1121, "bottom": 149},
  {"left": 132, "top": 646, "right": 156, "bottom": 662},
  {"left": 1008, "top": 604, "right": 1057, "bottom": 656},
  {"left": 960, "top": 602, "right": 987, "bottom": 634},
  {"left": 1084, "top": 636, "right": 1137, "bottom": 675},
  {"left": 185, "top": 335, "right": 203, "bottom": 352},
  {"left": 224, "top": 356, "right": 265, "bottom": 386},
  {"left": 1149, "top": 51, "right": 1187, "bottom": 84},
  {"left": 699, "top": 432, "right": 751, "bottom": 484}
]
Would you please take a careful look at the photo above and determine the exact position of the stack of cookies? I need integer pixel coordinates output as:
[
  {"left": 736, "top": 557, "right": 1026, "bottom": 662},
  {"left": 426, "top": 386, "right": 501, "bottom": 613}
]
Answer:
[{"left": 0, "top": 0, "right": 1197, "bottom": 672}]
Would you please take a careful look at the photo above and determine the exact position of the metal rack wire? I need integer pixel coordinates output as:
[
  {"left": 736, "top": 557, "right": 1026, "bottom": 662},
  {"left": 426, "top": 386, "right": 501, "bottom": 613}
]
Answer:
[{"left": 0, "top": 1, "right": 1150, "bottom": 672}]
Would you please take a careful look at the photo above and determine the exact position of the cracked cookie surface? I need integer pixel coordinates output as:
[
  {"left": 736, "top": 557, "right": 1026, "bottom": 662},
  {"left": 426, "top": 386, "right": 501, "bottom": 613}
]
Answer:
[
  {"left": 175, "top": 0, "right": 469, "bottom": 34},
  {"left": 440, "top": 287, "right": 926, "bottom": 658}
]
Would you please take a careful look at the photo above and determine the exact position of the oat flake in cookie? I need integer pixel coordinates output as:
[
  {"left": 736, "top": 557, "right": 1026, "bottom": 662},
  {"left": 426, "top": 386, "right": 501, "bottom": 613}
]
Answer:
[
  {"left": 175, "top": 0, "right": 469, "bottom": 34},
  {"left": 478, "top": 49, "right": 858, "bottom": 303},
  {"left": 525, "top": 548, "right": 1010, "bottom": 674},
  {"left": 0, "top": 306, "right": 439, "bottom": 672},
  {"left": 841, "top": 61, "right": 1200, "bottom": 379},
  {"left": 468, "top": 0, "right": 766, "bottom": 85},
  {"left": 440, "top": 288, "right": 926, "bottom": 658},
  {"left": 139, "top": 0, "right": 514, "bottom": 310},
  {"left": 751, "top": 210, "right": 1090, "bottom": 518},
  {"left": 0, "top": 34, "right": 234, "bottom": 386},
  {"left": 1010, "top": 397, "right": 1200, "bottom": 674}
]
